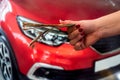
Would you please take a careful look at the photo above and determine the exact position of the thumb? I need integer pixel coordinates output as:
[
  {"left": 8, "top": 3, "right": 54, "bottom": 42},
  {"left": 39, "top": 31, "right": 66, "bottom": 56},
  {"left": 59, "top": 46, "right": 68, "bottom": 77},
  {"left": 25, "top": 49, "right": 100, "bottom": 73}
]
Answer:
[{"left": 59, "top": 20, "right": 79, "bottom": 24}]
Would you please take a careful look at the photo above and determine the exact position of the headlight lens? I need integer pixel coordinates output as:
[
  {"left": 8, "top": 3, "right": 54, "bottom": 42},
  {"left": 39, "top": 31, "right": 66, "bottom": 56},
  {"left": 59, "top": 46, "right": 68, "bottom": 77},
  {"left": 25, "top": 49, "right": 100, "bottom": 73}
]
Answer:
[{"left": 17, "top": 16, "right": 68, "bottom": 46}]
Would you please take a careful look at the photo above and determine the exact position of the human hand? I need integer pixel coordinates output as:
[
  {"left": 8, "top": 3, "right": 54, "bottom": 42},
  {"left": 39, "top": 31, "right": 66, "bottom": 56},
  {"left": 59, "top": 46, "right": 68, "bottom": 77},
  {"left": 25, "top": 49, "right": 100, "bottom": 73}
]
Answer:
[
  {"left": 59, "top": 11, "right": 120, "bottom": 50},
  {"left": 60, "top": 19, "right": 101, "bottom": 50}
]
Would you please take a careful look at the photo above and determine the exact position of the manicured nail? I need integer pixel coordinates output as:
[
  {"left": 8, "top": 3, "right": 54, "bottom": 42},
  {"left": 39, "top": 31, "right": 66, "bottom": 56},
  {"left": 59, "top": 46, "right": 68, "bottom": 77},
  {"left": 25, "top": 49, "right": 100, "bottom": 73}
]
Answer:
[
  {"left": 79, "top": 28, "right": 83, "bottom": 32},
  {"left": 81, "top": 31, "right": 85, "bottom": 35},
  {"left": 79, "top": 38, "right": 83, "bottom": 41},
  {"left": 75, "top": 24, "right": 80, "bottom": 28}
]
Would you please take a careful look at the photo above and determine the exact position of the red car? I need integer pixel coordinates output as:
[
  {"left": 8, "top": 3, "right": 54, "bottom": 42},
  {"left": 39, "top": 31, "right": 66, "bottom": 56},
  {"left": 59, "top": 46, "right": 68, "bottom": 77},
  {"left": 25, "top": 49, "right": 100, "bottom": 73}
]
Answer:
[{"left": 0, "top": 0, "right": 120, "bottom": 80}]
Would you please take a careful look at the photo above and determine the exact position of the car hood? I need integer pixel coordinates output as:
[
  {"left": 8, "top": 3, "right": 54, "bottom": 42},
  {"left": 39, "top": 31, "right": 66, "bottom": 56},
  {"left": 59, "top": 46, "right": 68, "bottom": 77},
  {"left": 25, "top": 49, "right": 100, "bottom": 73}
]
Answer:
[{"left": 12, "top": 0, "right": 120, "bottom": 23}]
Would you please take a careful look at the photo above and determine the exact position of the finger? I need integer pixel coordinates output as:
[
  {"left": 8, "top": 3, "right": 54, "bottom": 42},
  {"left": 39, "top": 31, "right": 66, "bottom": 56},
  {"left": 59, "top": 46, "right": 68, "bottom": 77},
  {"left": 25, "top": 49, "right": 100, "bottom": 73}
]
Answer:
[
  {"left": 68, "top": 29, "right": 79, "bottom": 39},
  {"left": 80, "top": 39, "right": 87, "bottom": 49},
  {"left": 69, "top": 28, "right": 84, "bottom": 39},
  {"left": 69, "top": 34, "right": 84, "bottom": 46},
  {"left": 74, "top": 41, "right": 83, "bottom": 50},
  {"left": 67, "top": 24, "right": 81, "bottom": 34},
  {"left": 59, "top": 20, "right": 80, "bottom": 24},
  {"left": 67, "top": 25, "right": 76, "bottom": 34}
]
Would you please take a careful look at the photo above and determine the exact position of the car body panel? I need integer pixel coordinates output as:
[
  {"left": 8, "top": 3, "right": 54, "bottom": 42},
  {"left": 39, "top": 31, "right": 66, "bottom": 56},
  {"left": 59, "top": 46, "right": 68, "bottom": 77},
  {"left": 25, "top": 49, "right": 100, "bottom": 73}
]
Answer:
[{"left": 12, "top": 0, "right": 120, "bottom": 23}]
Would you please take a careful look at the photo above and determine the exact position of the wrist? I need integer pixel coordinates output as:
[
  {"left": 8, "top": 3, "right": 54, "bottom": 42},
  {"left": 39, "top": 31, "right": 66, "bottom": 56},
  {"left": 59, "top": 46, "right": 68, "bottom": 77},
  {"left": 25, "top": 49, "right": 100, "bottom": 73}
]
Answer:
[{"left": 91, "top": 18, "right": 104, "bottom": 39}]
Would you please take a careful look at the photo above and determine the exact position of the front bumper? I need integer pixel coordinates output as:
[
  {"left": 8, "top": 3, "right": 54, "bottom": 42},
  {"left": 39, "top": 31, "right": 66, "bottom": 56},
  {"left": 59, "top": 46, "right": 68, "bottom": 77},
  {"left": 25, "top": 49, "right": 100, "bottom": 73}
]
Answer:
[{"left": 27, "top": 63, "right": 94, "bottom": 80}]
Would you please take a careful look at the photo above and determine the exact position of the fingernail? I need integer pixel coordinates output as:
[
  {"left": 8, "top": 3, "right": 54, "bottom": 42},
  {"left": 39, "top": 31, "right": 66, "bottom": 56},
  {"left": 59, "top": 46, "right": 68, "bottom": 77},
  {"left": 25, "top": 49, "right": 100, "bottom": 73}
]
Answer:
[
  {"left": 79, "top": 38, "right": 83, "bottom": 41},
  {"left": 75, "top": 24, "right": 80, "bottom": 28},
  {"left": 81, "top": 31, "right": 85, "bottom": 35},
  {"left": 79, "top": 28, "right": 83, "bottom": 32}
]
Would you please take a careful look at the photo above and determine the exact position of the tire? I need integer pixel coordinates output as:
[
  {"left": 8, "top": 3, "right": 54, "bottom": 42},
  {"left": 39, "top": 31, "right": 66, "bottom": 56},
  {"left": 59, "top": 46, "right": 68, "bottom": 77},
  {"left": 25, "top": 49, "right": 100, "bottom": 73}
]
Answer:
[{"left": 0, "top": 36, "right": 19, "bottom": 80}]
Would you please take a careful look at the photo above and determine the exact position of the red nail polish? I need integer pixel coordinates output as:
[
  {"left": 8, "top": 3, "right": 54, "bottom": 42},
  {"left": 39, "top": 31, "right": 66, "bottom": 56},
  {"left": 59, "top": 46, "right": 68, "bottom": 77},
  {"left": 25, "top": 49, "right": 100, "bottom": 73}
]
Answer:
[
  {"left": 79, "top": 38, "right": 83, "bottom": 41},
  {"left": 81, "top": 31, "right": 85, "bottom": 35},
  {"left": 79, "top": 28, "right": 83, "bottom": 32},
  {"left": 75, "top": 25, "right": 80, "bottom": 28}
]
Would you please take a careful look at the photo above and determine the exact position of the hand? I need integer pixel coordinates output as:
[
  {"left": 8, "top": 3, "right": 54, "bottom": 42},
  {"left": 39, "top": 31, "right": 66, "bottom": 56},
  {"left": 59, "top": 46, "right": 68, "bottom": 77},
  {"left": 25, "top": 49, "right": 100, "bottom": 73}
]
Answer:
[
  {"left": 60, "top": 20, "right": 101, "bottom": 50},
  {"left": 60, "top": 11, "right": 120, "bottom": 50}
]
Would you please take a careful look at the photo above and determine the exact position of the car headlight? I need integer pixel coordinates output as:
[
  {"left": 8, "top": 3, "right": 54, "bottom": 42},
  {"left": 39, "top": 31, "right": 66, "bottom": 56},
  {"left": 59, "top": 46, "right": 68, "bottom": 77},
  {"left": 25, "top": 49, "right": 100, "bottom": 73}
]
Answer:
[{"left": 17, "top": 16, "right": 68, "bottom": 46}]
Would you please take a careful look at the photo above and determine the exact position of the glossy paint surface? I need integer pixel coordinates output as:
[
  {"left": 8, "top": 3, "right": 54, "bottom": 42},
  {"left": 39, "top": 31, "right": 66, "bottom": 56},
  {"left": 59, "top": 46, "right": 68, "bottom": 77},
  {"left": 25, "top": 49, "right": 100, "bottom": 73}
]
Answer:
[
  {"left": 0, "top": 0, "right": 120, "bottom": 76},
  {"left": 12, "top": 0, "right": 120, "bottom": 23}
]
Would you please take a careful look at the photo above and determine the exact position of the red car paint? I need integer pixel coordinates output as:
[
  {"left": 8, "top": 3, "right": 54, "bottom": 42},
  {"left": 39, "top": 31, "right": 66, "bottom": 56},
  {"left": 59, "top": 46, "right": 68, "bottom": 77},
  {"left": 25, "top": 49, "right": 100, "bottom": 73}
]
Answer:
[{"left": 0, "top": 0, "right": 120, "bottom": 77}]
